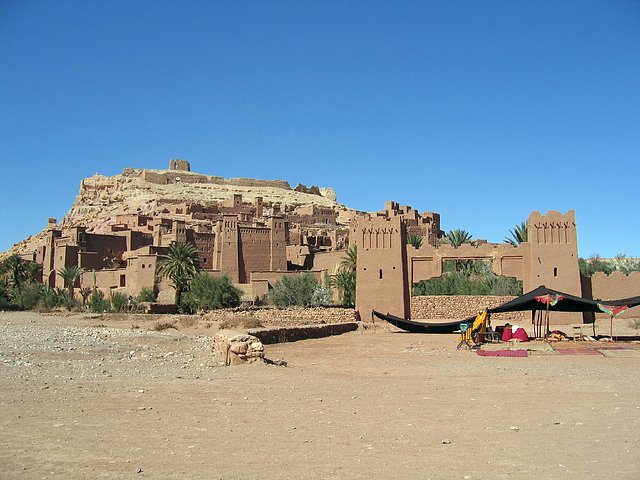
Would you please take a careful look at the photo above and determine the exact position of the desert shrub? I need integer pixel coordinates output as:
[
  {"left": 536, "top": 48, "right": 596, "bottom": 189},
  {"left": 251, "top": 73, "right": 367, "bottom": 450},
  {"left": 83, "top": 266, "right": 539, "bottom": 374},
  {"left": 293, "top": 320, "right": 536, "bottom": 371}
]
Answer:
[
  {"left": 39, "top": 286, "right": 63, "bottom": 310},
  {"left": 152, "top": 320, "right": 177, "bottom": 331},
  {"left": 268, "top": 273, "right": 319, "bottom": 307},
  {"left": 57, "top": 289, "right": 78, "bottom": 311},
  {"left": 310, "top": 283, "right": 333, "bottom": 306},
  {"left": 179, "top": 317, "right": 197, "bottom": 328},
  {"left": 89, "top": 290, "right": 111, "bottom": 313},
  {"left": 180, "top": 274, "right": 242, "bottom": 313},
  {"left": 137, "top": 287, "right": 157, "bottom": 303},
  {"left": 12, "top": 283, "right": 45, "bottom": 310},
  {"left": 110, "top": 292, "right": 129, "bottom": 312}
]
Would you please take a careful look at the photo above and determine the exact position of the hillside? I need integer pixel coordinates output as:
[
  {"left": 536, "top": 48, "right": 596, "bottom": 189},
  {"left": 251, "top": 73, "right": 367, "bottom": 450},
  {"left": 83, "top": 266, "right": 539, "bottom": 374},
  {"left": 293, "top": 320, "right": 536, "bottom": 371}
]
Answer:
[{"left": 5, "top": 164, "right": 356, "bottom": 257}]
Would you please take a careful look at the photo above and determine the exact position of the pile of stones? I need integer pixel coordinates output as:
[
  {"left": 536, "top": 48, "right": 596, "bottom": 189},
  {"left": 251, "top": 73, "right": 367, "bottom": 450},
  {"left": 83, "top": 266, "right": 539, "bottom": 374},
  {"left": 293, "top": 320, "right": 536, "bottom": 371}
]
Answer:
[{"left": 213, "top": 330, "right": 265, "bottom": 366}]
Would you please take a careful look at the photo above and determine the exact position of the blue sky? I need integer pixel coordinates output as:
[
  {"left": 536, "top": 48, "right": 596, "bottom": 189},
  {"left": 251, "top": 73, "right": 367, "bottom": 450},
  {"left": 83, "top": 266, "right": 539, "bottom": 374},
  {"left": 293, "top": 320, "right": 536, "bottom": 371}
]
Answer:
[{"left": 1, "top": 1, "right": 639, "bottom": 257}]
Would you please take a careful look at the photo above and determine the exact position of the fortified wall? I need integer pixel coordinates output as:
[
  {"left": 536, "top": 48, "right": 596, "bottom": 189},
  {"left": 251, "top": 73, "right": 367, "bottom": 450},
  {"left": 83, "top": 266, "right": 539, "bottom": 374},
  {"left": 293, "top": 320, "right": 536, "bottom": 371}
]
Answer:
[
  {"left": 123, "top": 168, "right": 293, "bottom": 190},
  {"left": 355, "top": 204, "right": 585, "bottom": 324}
]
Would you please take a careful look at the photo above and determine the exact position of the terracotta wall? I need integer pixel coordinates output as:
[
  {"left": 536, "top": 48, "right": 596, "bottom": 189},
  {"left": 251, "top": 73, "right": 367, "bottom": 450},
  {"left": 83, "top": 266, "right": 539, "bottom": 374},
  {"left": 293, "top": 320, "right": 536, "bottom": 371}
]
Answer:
[{"left": 591, "top": 271, "right": 640, "bottom": 318}]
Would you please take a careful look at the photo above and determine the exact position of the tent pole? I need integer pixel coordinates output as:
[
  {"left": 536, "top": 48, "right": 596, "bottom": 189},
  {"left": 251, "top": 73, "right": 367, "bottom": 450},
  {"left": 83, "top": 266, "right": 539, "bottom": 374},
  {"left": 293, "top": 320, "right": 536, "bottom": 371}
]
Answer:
[
  {"left": 610, "top": 315, "right": 613, "bottom": 340},
  {"left": 546, "top": 301, "right": 550, "bottom": 338}
]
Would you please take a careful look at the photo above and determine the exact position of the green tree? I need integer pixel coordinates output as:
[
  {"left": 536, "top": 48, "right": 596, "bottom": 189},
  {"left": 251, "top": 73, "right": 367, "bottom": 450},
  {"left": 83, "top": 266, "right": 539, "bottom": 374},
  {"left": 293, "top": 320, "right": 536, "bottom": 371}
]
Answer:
[
  {"left": 269, "top": 273, "right": 319, "bottom": 307},
  {"left": 579, "top": 255, "right": 614, "bottom": 277},
  {"left": 505, "top": 221, "right": 528, "bottom": 246},
  {"left": 340, "top": 245, "right": 357, "bottom": 272},
  {"left": 445, "top": 229, "right": 472, "bottom": 248},
  {"left": 1, "top": 254, "right": 35, "bottom": 292},
  {"left": 157, "top": 241, "right": 200, "bottom": 306},
  {"left": 407, "top": 234, "right": 423, "bottom": 249},
  {"left": 330, "top": 269, "right": 356, "bottom": 307},
  {"left": 181, "top": 274, "right": 242, "bottom": 312}
]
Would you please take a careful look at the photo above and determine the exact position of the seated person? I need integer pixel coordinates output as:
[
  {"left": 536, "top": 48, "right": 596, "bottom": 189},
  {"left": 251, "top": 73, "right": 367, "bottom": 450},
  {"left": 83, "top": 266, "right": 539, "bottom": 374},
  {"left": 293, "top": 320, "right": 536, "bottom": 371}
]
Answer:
[
  {"left": 501, "top": 324, "right": 530, "bottom": 342},
  {"left": 511, "top": 325, "right": 529, "bottom": 342}
]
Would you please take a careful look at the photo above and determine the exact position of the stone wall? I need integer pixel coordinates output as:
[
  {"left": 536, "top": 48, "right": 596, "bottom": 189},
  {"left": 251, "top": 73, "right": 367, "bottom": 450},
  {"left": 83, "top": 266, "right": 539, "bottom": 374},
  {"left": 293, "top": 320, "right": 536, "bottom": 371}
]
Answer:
[
  {"left": 249, "top": 322, "right": 359, "bottom": 344},
  {"left": 410, "top": 295, "right": 527, "bottom": 323},
  {"left": 202, "top": 306, "right": 358, "bottom": 327}
]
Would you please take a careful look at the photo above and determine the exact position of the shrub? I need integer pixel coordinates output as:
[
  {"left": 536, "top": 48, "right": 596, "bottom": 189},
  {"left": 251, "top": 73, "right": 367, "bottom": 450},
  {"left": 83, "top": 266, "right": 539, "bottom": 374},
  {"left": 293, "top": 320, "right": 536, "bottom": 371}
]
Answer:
[
  {"left": 39, "top": 286, "right": 63, "bottom": 310},
  {"left": 180, "top": 274, "right": 242, "bottom": 313},
  {"left": 268, "top": 273, "right": 319, "bottom": 307},
  {"left": 13, "top": 283, "right": 45, "bottom": 310},
  {"left": 412, "top": 272, "right": 522, "bottom": 296},
  {"left": 110, "top": 292, "right": 129, "bottom": 312},
  {"left": 89, "top": 290, "right": 111, "bottom": 313},
  {"left": 152, "top": 320, "right": 177, "bottom": 331},
  {"left": 311, "top": 283, "right": 333, "bottom": 307},
  {"left": 137, "top": 287, "right": 157, "bottom": 303},
  {"left": 57, "top": 289, "right": 78, "bottom": 311}
]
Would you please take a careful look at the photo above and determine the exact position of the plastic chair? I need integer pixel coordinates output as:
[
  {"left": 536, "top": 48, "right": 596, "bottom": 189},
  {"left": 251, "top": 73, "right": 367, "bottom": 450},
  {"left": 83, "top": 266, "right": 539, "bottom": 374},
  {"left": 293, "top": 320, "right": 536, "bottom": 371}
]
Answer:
[{"left": 456, "top": 323, "right": 472, "bottom": 350}]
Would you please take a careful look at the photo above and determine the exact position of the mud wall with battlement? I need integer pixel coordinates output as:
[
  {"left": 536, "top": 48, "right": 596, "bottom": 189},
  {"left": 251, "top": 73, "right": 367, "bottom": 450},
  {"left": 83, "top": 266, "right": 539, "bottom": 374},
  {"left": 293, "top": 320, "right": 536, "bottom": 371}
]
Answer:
[
  {"left": 590, "top": 271, "right": 640, "bottom": 319},
  {"left": 123, "top": 168, "right": 291, "bottom": 190}
]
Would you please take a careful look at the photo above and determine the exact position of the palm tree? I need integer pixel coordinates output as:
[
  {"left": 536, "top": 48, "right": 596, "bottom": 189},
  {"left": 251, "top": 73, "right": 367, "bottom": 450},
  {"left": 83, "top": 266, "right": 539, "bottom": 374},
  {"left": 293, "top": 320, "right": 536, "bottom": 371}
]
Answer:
[
  {"left": 505, "top": 221, "right": 528, "bottom": 246},
  {"left": 1, "top": 254, "right": 32, "bottom": 292},
  {"left": 157, "top": 241, "right": 200, "bottom": 306},
  {"left": 329, "top": 245, "right": 357, "bottom": 307},
  {"left": 330, "top": 269, "right": 356, "bottom": 307},
  {"left": 58, "top": 266, "right": 84, "bottom": 301},
  {"left": 445, "top": 229, "right": 472, "bottom": 248},
  {"left": 340, "top": 245, "right": 357, "bottom": 272},
  {"left": 407, "top": 234, "right": 423, "bottom": 249}
]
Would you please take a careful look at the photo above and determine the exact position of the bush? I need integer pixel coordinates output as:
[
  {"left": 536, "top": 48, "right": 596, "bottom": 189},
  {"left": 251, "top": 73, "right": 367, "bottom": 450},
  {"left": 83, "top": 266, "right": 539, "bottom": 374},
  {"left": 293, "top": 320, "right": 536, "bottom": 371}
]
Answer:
[
  {"left": 137, "top": 287, "right": 157, "bottom": 303},
  {"left": 268, "top": 273, "right": 319, "bottom": 307},
  {"left": 180, "top": 274, "right": 242, "bottom": 313},
  {"left": 412, "top": 272, "right": 522, "bottom": 296},
  {"left": 13, "top": 283, "right": 44, "bottom": 310},
  {"left": 311, "top": 283, "right": 333, "bottom": 306},
  {"left": 39, "top": 286, "right": 63, "bottom": 310},
  {"left": 89, "top": 290, "right": 111, "bottom": 313},
  {"left": 110, "top": 292, "right": 129, "bottom": 312}
]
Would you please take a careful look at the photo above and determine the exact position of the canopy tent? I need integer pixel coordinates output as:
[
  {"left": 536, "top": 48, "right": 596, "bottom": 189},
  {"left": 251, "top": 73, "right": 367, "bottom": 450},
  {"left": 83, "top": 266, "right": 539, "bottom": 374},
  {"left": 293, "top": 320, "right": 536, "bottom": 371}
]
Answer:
[{"left": 487, "top": 285, "right": 640, "bottom": 338}]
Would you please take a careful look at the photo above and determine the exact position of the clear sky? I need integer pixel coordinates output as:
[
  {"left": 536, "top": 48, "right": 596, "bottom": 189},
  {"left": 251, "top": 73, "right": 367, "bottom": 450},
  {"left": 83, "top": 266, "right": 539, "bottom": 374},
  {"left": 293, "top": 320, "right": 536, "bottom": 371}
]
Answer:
[{"left": 1, "top": 1, "right": 639, "bottom": 257}]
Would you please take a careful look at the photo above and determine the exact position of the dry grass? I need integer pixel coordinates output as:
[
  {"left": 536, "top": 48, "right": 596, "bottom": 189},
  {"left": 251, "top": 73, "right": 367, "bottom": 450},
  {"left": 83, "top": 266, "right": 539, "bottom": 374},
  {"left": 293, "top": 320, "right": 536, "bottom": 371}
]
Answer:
[
  {"left": 152, "top": 320, "right": 178, "bottom": 331},
  {"left": 179, "top": 317, "right": 197, "bottom": 329}
]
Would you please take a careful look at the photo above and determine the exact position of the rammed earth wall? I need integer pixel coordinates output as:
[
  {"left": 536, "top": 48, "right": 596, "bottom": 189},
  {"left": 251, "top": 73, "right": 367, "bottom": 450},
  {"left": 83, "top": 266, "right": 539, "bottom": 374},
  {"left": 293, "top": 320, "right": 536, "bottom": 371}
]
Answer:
[{"left": 410, "top": 295, "right": 527, "bottom": 323}]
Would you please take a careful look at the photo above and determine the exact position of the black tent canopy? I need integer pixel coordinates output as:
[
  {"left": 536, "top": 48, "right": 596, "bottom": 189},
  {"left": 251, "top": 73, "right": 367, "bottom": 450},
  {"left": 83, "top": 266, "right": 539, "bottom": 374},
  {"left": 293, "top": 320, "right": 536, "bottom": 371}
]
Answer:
[
  {"left": 487, "top": 285, "right": 640, "bottom": 338},
  {"left": 487, "top": 285, "right": 640, "bottom": 314}
]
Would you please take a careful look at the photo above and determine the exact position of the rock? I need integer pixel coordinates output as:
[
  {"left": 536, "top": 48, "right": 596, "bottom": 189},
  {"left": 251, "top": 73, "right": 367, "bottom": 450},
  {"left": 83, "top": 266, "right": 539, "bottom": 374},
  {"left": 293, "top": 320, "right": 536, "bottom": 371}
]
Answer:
[
  {"left": 442, "top": 438, "right": 451, "bottom": 444},
  {"left": 230, "top": 342, "right": 248, "bottom": 354}
]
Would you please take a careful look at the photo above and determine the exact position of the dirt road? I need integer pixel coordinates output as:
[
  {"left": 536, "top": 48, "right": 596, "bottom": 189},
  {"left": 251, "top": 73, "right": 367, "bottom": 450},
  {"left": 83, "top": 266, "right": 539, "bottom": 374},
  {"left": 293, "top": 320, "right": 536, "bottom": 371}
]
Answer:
[{"left": 1, "top": 312, "right": 639, "bottom": 479}]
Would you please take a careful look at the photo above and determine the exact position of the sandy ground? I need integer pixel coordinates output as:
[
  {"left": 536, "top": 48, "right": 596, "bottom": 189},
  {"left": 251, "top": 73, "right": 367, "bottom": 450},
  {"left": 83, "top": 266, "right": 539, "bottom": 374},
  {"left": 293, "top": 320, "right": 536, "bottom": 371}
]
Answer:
[{"left": 1, "top": 311, "right": 639, "bottom": 480}]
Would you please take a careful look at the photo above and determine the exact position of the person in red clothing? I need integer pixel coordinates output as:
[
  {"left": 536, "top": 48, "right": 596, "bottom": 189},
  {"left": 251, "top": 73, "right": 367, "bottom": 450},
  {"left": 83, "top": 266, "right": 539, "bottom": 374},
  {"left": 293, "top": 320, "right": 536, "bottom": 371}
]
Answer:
[
  {"left": 511, "top": 325, "right": 529, "bottom": 342},
  {"left": 501, "top": 323, "right": 513, "bottom": 342},
  {"left": 500, "top": 323, "right": 530, "bottom": 342}
]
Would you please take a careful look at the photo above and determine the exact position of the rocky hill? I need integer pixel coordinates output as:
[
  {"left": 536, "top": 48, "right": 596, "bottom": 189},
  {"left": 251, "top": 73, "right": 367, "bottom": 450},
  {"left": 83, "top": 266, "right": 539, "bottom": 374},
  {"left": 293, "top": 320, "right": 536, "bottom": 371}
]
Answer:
[{"left": 6, "top": 165, "right": 356, "bottom": 257}]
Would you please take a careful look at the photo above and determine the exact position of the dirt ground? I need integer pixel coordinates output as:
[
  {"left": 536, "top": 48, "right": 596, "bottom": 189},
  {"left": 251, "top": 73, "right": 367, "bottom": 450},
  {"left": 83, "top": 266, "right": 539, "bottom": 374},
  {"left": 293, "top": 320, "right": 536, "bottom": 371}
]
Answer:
[{"left": 1, "top": 311, "right": 639, "bottom": 480}]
